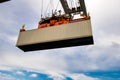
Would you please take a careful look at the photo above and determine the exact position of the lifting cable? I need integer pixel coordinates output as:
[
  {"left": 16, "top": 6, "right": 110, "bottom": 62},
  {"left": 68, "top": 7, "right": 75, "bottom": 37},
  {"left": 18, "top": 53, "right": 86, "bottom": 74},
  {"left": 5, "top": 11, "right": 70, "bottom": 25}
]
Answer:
[
  {"left": 45, "top": 0, "right": 55, "bottom": 17},
  {"left": 70, "top": 0, "right": 78, "bottom": 9},
  {"left": 75, "top": 0, "right": 79, "bottom": 7},
  {"left": 45, "top": 1, "right": 50, "bottom": 17},
  {"left": 55, "top": 1, "right": 60, "bottom": 11},
  {"left": 73, "top": 0, "right": 76, "bottom": 8},
  {"left": 41, "top": 0, "right": 43, "bottom": 18},
  {"left": 50, "top": 0, "right": 54, "bottom": 13},
  {"left": 70, "top": 0, "right": 74, "bottom": 8},
  {"left": 54, "top": 0, "right": 61, "bottom": 15},
  {"left": 77, "top": 0, "right": 80, "bottom": 6}
]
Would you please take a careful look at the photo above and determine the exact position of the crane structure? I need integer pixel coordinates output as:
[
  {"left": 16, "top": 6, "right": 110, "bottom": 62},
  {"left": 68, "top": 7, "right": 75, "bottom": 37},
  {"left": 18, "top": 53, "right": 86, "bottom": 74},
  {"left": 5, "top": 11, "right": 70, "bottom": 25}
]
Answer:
[
  {"left": 0, "top": 0, "right": 10, "bottom": 3},
  {"left": 60, "top": 0, "right": 87, "bottom": 16},
  {"left": 16, "top": 0, "right": 93, "bottom": 52}
]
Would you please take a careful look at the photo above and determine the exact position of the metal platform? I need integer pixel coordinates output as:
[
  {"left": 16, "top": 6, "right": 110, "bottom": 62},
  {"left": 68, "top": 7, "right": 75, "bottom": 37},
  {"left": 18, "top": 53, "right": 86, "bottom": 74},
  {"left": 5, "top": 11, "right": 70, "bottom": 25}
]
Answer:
[{"left": 16, "top": 19, "right": 93, "bottom": 52}]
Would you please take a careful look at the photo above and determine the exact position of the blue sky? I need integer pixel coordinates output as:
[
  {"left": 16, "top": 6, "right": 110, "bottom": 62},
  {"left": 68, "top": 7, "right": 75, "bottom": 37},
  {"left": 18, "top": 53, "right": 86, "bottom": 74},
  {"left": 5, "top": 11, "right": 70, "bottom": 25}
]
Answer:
[{"left": 0, "top": 0, "right": 120, "bottom": 80}]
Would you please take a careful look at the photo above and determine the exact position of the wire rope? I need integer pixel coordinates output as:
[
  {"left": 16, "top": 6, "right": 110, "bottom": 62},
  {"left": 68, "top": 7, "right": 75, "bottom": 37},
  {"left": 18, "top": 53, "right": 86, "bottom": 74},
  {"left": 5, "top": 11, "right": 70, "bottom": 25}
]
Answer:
[
  {"left": 55, "top": 1, "right": 60, "bottom": 11},
  {"left": 41, "top": 0, "right": 43, "bottom": 18}
]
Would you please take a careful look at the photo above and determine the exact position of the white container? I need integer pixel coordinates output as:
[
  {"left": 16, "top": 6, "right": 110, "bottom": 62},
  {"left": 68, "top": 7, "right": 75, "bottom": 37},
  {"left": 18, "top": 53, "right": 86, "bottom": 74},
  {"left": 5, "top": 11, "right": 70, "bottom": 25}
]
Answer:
[{"left": 16, "top": 19, "right": 93, "bottom": 52}]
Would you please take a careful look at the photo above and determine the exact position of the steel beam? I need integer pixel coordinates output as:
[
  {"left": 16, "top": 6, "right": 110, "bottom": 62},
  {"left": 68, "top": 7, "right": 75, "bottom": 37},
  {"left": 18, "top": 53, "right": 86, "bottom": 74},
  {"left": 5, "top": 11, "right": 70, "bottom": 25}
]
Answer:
[
  {"left": 0, "top": 0, "right": 10, "bottom": 3},
  {"left": 79, "top": 0, "right": 87, "bottom": 16},
  {"left": 59, "top": 0, "right": 70, "bottom": 14}
]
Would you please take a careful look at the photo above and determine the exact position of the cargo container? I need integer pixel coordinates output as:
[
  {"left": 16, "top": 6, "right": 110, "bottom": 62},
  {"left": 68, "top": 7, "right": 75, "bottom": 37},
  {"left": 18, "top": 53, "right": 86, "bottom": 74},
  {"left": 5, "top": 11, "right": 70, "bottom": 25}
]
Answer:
[{"left": 16, "top": 19, "right": 93, "bottom": 52}]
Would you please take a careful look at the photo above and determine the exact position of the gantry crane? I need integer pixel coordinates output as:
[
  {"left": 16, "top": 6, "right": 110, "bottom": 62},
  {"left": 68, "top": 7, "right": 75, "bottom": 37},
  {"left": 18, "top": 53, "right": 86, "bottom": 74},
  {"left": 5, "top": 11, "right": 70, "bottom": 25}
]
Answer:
[
  {"left": 0, "top": 0, "right": 10, "bottom": 3},
  {"left": 60, "top": 0, "right": 87, "bottom": 16}
]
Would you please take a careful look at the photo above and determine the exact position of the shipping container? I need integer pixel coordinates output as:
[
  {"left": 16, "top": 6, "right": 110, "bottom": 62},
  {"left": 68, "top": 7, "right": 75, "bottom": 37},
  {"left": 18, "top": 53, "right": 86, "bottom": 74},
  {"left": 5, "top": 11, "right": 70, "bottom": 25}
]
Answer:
[{"left": 16, "top": 19, "right": 93, "bottom": 52}]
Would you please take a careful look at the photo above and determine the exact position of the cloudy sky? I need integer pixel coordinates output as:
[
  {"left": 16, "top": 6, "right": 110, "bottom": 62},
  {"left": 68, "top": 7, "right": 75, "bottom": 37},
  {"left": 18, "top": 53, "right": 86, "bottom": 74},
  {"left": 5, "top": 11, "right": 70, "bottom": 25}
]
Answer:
[{"left": 0, "top": 0, "right": 120, "bottom": 80}]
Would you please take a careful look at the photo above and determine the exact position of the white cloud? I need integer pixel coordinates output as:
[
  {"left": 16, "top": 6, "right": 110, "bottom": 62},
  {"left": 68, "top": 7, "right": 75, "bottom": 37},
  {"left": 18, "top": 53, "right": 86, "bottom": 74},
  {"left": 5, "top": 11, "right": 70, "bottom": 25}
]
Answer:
[
  {"left": 48, "top": 71, "right": 99, "bottom": 80},
  {"left": 0, "top": 53, "right": 67, "bottom": 73},
  {"left": 0, "top": 0, "right": 120, "bottom": 79},
  {"left": 0, "top": 33, "right": 17, "bottom": 45},
  {"left": 0, "top": 12, "right": 15, "bottom": 29},
  {"left": 0, "top": 41, "right": 120, "bottom": 73},
  {"left": 22, "top": 0, "right": 63, "bottom": 17},
  {"left": 0, "top": 68, "right": 99, "bottom": 80},
  {"left": 47, "top": 71, "right": 100, "bottom": 80},
  {"left": 16, "top": 71, "right": 25, "bottom": 76},
  {"left": 48, "top": 72, "right": 66, "bottom": 80},
  {"left": 0, "top": 66, "right": 12, "bottom": 71},
  {"left": 0, "top": 73, "right": 17, "bottom": 80},
  {"left": 29, "top": 73, "right": 38, "bottom": 78},
  {"left": 68, "top": 73, "right": 99, "bottom": 80}
]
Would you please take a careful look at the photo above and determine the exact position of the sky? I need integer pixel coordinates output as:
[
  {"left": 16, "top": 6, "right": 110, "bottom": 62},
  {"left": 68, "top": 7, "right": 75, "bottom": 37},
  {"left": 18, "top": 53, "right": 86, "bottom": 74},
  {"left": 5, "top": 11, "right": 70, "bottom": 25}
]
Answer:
[{"left": 0, "top": 0, "right": 120, "bottom": 80}]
